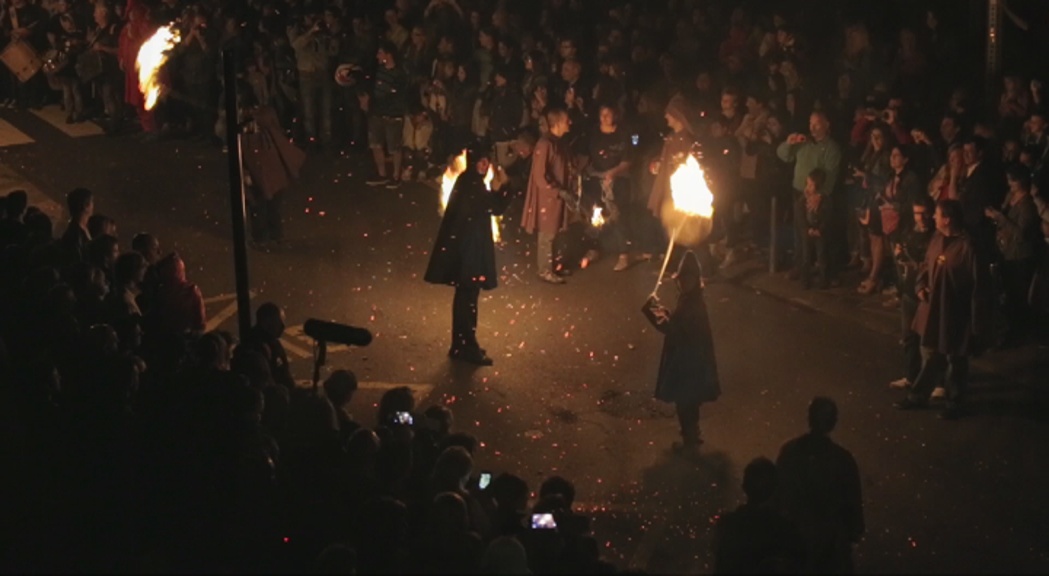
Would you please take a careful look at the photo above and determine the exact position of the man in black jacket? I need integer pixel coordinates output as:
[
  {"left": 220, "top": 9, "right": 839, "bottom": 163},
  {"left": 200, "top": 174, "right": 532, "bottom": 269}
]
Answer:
[{"left": 425, "top": 141, "right": 512, "bottom": 366}]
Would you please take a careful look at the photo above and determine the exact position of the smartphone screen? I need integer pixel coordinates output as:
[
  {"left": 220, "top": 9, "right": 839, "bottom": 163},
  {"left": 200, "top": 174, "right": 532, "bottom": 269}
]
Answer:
[
  {"left": 479, "top": 472, "right": 492, "bottom": 490},
  {"left": 393, "top": 411, "right": 413, "bottom": 425},
  {"left": 531, "top": 513, "right": 557, "bottom": 529}
]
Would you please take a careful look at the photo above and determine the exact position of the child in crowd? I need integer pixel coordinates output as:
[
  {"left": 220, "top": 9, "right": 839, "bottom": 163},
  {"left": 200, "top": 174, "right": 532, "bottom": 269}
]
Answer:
[
  {"left": 802, "top": 168, "right": 830, "bottom": 289},
  {"left": 402, "top": 106, "right": 434, "bottom": 182}
]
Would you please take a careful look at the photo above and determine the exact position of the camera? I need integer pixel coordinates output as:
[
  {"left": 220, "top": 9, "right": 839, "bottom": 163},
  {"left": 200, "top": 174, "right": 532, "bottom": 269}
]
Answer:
[
  {"left": 531, "top": 513, "right": 557, "bottom": 530},
  {"left": 478, "top": 472, "right": 492, "bottom": 490},
  {"left": 391, "top": 411, "right": 413, "bottom": 426}
]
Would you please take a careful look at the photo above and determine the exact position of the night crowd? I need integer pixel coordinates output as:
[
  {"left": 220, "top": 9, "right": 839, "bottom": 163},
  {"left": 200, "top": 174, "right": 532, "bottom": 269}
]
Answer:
[{"left": 1, "top": 0, "right": 1048, "bottom": 572}]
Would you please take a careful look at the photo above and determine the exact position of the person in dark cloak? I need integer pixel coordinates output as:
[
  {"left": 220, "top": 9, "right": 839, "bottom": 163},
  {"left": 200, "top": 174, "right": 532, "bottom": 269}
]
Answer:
[
  {"left": 242, "top": 104, "right": 307, "bottom": 248},
  {"left": 642, "top": 250, "right": 721, "bottom": 452},
  {"left": 425, "top": 140, "right": 513, "bottom": 366}
]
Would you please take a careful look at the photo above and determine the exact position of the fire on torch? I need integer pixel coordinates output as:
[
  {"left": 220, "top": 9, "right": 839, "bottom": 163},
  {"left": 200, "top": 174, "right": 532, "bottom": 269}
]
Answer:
[
  {"left": 439, "top": 149, "right": 503, "bottom": 242},
  {"left": 136, "top": 25, "right": 181, "bottom": 111},
  {"left": 651, "top": 154, "right": 715, "bottom": 297}
]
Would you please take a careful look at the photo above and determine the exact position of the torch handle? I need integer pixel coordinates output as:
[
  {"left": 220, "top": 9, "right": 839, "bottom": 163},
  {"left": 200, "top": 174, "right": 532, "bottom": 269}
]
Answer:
[{"left": 650, "top": 220, "right": 686, "bottom": 298}]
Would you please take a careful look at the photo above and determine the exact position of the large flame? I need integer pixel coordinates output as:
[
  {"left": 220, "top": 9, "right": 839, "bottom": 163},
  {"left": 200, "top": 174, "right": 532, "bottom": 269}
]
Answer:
[
  {"left": 439, "top": 149, "right": 502, "bottom": 242},
  {"left": 590, "top": 206, "right": 605, "bottom": 228},
  {"left": 136, "top": 25, "right": 181, "bottom": 111},
  {"left": 670, "top": 155, "right": 714, "bottom": 218},
  {"left": 439, "top": 149, "right": 468, "bottom": 215}
]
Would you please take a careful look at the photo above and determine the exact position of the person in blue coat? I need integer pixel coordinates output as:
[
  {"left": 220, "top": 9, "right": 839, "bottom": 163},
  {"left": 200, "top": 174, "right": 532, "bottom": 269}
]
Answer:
[
  {"left": 425, "top": 141, "right": 513, "bottom": 366},
  {"left": 643, "top": 250, "right": 722, "bottom": 452}
]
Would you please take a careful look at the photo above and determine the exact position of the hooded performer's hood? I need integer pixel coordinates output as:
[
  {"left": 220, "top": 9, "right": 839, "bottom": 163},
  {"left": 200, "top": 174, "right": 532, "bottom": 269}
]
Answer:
[
  {"left": 674, "top": 250, "right": 703, "bottom": 288},
  {"left": 665, "top": 94, "right": 696, "bottom": 136}
]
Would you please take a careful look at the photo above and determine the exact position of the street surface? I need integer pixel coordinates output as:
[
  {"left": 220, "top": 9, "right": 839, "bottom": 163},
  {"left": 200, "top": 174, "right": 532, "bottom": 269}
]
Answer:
[{"left": 3, "top": 108, "right": 1049, "bottom": 573}]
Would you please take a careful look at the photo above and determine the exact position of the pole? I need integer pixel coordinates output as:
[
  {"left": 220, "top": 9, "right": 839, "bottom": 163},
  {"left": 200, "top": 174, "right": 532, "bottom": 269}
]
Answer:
[
  {"left": 769, "top": 196, "right": 778, "bottom": 274},
  {"left": 650, "top": 220, "right": 686, "bottom": 298},
  {"left": 223, "top": 48, "right": 252, "bottom": 337},
  {"left": 985, "top": 0, "right": 1002, "bottom": 101}
]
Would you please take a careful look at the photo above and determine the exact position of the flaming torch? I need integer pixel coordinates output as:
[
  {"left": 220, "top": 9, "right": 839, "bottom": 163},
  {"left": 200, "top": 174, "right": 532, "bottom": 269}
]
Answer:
[
  {"left": 439, "top": 149, "right": 503, "bottom": 242},
  {"left": 591, "top": 206, "right": 605, "bottom": 228},
  {"left": 651, "top": 155, "right": 715, "bottom": 297},
  {"left": 136, "top": 25, "right": 181, "bottom": 111}
]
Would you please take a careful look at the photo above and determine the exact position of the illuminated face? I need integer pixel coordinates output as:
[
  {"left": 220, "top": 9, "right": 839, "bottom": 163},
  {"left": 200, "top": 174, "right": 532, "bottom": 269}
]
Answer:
[
  {"left": 889, "top": 147, "right": 907, "bottom": 171},
  {"left": 599, "top": 107, "right": 615, "bottom": 128},
  {"left": 933, "top": 206, "right": 950, "bottom": 235},
  {"left": 809, "top": 113, "right": 828, "bottom": 139},
  {"left": 870, "top": 129, "right": 885, "bottom": 149},
  {"left": 913, "top": 207, "right": 929, "bottom": 231}
]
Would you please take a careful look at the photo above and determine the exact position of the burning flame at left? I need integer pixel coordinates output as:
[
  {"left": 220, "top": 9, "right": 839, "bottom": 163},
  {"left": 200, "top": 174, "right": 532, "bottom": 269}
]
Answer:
[
  {"left": 136, "top": 25, "right": 181, "bottom": 111},
  {"left": 440, "top": 149, "right": 503, "bottom": 242}
]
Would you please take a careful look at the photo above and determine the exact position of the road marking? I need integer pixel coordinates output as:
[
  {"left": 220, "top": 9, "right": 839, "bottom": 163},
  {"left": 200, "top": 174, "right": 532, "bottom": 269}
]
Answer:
[
  {"left": 203, "top": 292, "right": 238, "bottom": 304},
  {"left": 0, "top": 118, "right": 34, "bottom": 147},
  {"left": 281, "top": 337, "right": 313, "bottom": 359},
  {"left": 202, "top": 290, "right": 256, "bottom": 332},
  {"left": 284, "top": 324, "right": 353, "bottom": 354},
  {"left": 0, "top": 163, "right": 62, "bottom": 222},
  {"left": 204, "top": 298, "right": 240, "bottom": 333},
  {"left": 30, "top": 104, "right": 104, "bottom": 137}
]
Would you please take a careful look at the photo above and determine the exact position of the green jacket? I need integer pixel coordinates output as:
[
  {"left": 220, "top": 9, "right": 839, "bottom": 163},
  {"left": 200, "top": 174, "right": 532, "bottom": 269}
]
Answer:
[{"left": 777, "top": 137, "right": 842, "bottom": 196}]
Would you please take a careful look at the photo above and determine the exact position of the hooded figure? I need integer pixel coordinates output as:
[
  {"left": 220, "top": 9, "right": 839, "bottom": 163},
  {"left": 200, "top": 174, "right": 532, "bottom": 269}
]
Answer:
[
  {"left": 242, "top": 105, "right": 306, "bottom": 244},
  {"left": 642, "top": 250, "right": 721, "bottom": 451},
  {"left": 425, "top": 141, "right": 513, "bottom": 366},
  {"left": 243, "top": 106, "right": 307, "bottom": 201},
  {"left": 647, "top": 94, "right": 700, "bottom": 217}
]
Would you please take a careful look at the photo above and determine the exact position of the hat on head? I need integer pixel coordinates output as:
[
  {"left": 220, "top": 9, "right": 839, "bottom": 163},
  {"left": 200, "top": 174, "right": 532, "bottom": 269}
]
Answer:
[{"left": 673, "top": 250, "right": 703, "bottom": 286}]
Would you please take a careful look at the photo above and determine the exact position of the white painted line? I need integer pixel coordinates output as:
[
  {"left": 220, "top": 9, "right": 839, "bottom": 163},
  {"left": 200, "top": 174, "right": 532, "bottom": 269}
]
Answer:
[
  {"left": 0, "top": 163, "right": 62, "bottom": 222},
  {"left": 204, "top": 298, "right": 240, "bottom": 332},
  {"left": 280, "top": 337, "right": 313, "bottom": 359},
  {"left": 203, "top": 290, "right": 256, "bottom": 305},
  {"left": 0, "top": 118, "right": 34, "bottom": 147},
  {"left": 284, "top": 324, "right": 352, "bottom": 353},
  {"left": 30, "top": 104, "right": 104, "bottom": 137}
]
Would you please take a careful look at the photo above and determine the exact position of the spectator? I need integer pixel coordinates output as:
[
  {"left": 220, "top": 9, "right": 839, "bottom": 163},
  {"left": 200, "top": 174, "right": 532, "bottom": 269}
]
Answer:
[
  {"left": 323, "top": 369, "right": 361, "bottom": 442},
  {"left": 896, "top": 199, "right": 991, "bottom": 419},
  {"left": 889, "top": 196, "right": 937, "bottom": 392},
  {"left": 401, "top": 106, "right": 434, "bottom": 182},
  {"left": 777, "top": 111, "right": 842, "bottom": 284},
  {"left": 776, "top": 397, "right": 864, "bottom": 574},
  {"left": 239, "top": 302, "right": 295, "bottom": 390},
  {"left": 365, "top": 41, "right": 410, "bottom": 189},
  {"left": 713, "top": 457, "right": 805, "bottom": 574},
  {"left": 61, "top": 187, "right": 94, "bottom": 265},
  {"left": 986, "top": 166, "right": 1040, "bottom": 346}
]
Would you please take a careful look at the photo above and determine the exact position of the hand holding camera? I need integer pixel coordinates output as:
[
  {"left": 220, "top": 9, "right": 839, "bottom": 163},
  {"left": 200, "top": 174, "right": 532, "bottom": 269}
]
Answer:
[{"left": 787, "top": 133, "right": 807, "bottom": 145}]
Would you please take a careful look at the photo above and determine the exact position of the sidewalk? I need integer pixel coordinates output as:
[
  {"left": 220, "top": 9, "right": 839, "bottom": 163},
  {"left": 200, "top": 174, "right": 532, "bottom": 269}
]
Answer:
[{"left": 718, "top": 255, "right": 1048, "bottom": 388}]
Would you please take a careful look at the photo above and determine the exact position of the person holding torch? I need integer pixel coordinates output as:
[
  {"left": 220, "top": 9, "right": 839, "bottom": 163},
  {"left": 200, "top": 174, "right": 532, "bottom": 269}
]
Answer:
[
  {"left": 425, "top": 140, "right": 512, "bottom": 366},
  {"left": 643, "top": 250, "right": 721, "bottom": 454}
]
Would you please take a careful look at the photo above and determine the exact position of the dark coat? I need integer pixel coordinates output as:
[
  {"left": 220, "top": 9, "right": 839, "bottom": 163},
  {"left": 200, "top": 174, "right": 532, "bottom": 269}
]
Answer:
[
  {"left": 425, "top": 168, "right": 512, "bottom": 290},
  {"left": 911, "top": 231, "right": 990, "bottom": 356},
  {"left": 775, "top": 433, "right": 864, "bottom": 574},
  {"left": 243, "top": 106, "right": 306, "bottom": 200},
  {"left": 641, "top": 287, "right": 721, "bottom": 404}
]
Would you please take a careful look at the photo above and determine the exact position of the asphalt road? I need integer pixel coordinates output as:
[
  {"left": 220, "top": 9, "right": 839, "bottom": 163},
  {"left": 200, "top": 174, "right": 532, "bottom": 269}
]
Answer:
[{"left": 3, "top": 108, "right": 1049, "bottom": 573}]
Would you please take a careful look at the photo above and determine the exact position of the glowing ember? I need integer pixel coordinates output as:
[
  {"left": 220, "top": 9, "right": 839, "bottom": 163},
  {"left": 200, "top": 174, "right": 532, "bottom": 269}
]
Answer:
[
  {"left": 136, "top": 25, "right": 181, "bottom": 111},
  {"left": 590, "top": 206, "right": 605, "bottom": 228},
  {"left": 439, "top": 149, "right": 502, "bottom": 242},
  {"left": 669, "top": 155, "right": 714, "bottom": 218}
]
